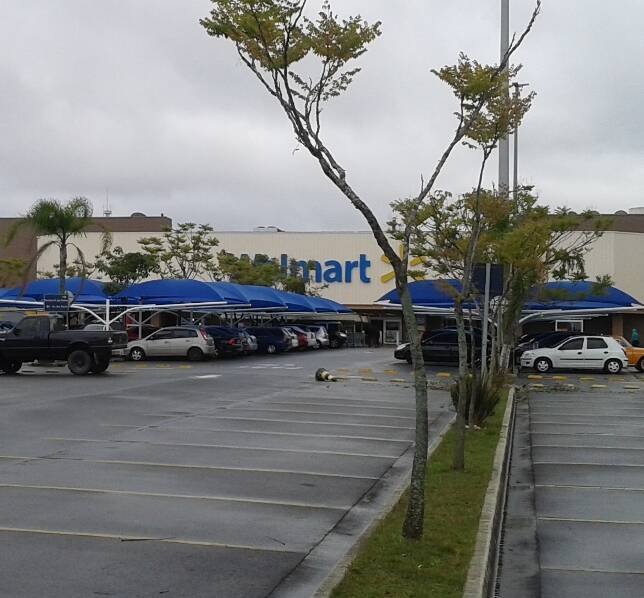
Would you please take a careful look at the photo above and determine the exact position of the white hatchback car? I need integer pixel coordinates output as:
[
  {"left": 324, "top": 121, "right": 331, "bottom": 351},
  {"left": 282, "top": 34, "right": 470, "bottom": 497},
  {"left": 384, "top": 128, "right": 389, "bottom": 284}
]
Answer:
[{"left": 521, "top": 335, "right": 628, "bottom": 374}]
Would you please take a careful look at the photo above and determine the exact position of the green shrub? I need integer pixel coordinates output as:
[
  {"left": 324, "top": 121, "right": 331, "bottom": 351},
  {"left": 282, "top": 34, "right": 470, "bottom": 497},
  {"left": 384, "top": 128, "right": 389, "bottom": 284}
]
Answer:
[{"left": 450, "top": 371, "right": 507, "bottom": 425}]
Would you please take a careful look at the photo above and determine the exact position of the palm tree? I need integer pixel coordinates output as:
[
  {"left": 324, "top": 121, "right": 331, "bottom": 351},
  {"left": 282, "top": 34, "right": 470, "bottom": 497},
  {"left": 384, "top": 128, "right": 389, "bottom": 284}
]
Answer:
[{"left": 5, "top": 197, "right": 110, "bottom": 295}]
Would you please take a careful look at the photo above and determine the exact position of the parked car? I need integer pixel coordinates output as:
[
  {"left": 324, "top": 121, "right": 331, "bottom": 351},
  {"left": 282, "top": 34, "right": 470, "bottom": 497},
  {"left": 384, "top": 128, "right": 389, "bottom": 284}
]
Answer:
[
  {"left": 394, "top": 329, "right": 482, "bottom": 364},
  {"left": 204, "top": 326, "right": 244, "bottom": 357},
  {"left": 286, "top": 325, "right": 317, "bottom": 349},
  {"left": 520, "top": 335, "right": 628, "bottom": 374},
  {"left": 614, "top": 336, "right": 644, "bottom": 371},
  {"left": 323, "top": 324, "right": 348, "bottom": 348},
  {"left": 0, "top": 313, "right": 127, "bottom": 375},
  {"left": 281, "top": 327, "right": 300, "bottom": 351},
  {"left": 126, "top": 327, "right": 216, "bottom": 362},
  {"left": 303, "top": 325, "right": 330, "bottom": 348},
  {"left": 238, "top": 330, "right": 258, "bottom": 355},
  {"left": 245, "top": 327, "right": 293, "bottom": 354},
  {"left": 514, "top": 331, "right": 577, "bottom": 363}
]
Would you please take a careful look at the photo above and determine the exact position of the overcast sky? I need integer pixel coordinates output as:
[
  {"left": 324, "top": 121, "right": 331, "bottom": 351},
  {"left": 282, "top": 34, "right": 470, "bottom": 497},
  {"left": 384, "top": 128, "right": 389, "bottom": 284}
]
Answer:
[{"left": 1, "top": 1, "right": 643, "bottom": 230}]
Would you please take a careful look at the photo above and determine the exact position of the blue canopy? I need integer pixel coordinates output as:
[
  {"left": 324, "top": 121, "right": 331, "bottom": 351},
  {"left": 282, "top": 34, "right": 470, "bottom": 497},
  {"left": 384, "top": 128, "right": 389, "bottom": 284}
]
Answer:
[
  {"left": 378, "top": 279, "right": 643, "bottom": 313},
  {"left": 113, "top": 279, "right": 227, "bottom": 305},
  {"left": 378, "top": 279, "right": 463, "bottom": 309},
  {"left": 276, "top": 290, "right": 317, "bottom": 313},
  {"left": 1, "top": 278, "right": 108, "bottom": 304},
  {"left": 225, "top": 284, "right": 287, "bottom": 311},
  {"left": 524, "top": 281, "right": 643, "bottom": 311},
  {"left": 306, "top": 295, "right": 353, "bottom": 314}
]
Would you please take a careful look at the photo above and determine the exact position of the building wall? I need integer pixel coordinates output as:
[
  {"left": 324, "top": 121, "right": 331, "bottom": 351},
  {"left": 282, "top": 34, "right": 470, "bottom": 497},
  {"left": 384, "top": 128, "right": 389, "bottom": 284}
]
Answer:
[
  {"left": 36, "top": 225, "right": 644, "bottom": 307},
  {"left": 38, "top": 230, "right": 401, "bottom": 305}
]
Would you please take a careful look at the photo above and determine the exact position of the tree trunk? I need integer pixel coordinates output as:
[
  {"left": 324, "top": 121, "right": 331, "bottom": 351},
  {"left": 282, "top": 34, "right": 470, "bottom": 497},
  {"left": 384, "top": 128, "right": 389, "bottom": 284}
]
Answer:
[
  {"left": 399, "top": 280, "right": 430, "bottom": 541},
  {"left": 453, "top": 299, "right": 468, "bottom": 471},
  {"left": 59, "top": 243, "right": 67, "bottom": 296}
]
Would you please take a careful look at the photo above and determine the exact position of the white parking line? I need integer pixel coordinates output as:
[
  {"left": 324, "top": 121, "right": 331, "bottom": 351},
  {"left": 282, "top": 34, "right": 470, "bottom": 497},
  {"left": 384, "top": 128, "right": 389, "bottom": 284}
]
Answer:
[
  {"left": 102, "top": 424, "right": 413, "bottom": 443},
  {"left": 46, "top": 437, "right": 400, "bottom": 459},
  {"left": 194, "top": 374, "right": 222, "bottom": 380},
  {"left": 0, "top": 455, "right": 379, "bottom": 480},
  {"left": 0, "top": 483, "right": 348, "bottom": 510},
  {"left": 230, "top": 407, "right": 415, "bottom": 421},
  {"left": 198, "top": 415, "right": 415, "bottom": 431},
  {"left": 0, "top": 526, "right": 301, "bottom": 553}
]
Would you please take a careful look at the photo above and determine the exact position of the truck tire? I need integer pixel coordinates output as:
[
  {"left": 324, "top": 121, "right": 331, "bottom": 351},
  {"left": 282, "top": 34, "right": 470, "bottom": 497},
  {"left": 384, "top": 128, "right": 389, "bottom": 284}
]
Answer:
[
  {"left": 1, "top": 360, "right": 22, "bottom": 375},
  {"left": 90, "top": 356, "right": 111, "bottom": 374},
  {"left": 68, "top": 350, "right": 93, "bottom": 375}
]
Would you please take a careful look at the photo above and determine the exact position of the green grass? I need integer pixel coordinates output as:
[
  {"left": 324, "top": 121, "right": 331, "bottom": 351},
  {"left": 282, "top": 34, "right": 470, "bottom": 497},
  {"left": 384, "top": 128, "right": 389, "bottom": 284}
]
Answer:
[{"left": 331, "top": 392, "right": 508, "bottom": 598}]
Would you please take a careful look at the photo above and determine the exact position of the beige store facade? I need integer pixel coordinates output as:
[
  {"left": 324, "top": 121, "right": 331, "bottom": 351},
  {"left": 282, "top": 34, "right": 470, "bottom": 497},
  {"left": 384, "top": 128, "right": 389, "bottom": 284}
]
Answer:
[{"left": 36, "top": 214, "right": 644, "bottom": 343}]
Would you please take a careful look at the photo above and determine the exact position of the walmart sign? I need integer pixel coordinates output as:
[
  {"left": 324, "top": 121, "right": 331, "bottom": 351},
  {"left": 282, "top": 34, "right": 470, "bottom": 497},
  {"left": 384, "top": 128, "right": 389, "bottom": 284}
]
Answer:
[{"left": 279, "top": 254, "right": 372, "bottom": 284}]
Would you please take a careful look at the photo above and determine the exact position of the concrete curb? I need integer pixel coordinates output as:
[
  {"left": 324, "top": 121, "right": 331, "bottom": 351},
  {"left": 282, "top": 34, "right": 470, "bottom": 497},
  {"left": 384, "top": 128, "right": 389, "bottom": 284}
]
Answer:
[
  {"left": 462, "top": 386, "right": 516, "bottom": 598},
  {"left": 269, "top": 408, "right": 456, "bottom": 598},
  {"left": 313, "top": 413, "right": 455, "bottom": 598}
]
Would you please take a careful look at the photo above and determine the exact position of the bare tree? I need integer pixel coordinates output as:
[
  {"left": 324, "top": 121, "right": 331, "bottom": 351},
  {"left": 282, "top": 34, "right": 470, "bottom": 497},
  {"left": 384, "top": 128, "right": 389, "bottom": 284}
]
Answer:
[{"left": 201, "top": 0, "right": 540, "bottom": 539}]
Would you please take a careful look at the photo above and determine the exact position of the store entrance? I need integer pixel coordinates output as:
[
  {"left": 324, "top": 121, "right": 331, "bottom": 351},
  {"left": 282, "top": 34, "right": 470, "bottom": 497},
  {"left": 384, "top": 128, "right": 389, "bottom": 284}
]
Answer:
[{"left": 383, "top": 319, "right": 401, "bottom": 345}]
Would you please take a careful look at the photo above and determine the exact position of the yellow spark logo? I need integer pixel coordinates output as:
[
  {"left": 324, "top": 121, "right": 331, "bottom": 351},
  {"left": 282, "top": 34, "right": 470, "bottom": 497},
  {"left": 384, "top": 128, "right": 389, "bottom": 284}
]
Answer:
[{"left": 380, "top": 245, "right": 426, "bottom": 284}]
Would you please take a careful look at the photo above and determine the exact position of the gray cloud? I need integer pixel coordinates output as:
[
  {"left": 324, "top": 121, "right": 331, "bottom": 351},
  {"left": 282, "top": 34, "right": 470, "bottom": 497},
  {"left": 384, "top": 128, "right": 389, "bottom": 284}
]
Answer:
[{"left": 1, "top": 1, "right": 643, "bottom": 229}]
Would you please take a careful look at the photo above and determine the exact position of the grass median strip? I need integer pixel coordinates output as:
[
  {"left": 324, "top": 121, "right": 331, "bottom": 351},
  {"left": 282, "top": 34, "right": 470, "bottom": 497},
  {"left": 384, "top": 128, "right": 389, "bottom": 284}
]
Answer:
[{"left": 331, "top": 392, "right": 508, "bottom": 598}]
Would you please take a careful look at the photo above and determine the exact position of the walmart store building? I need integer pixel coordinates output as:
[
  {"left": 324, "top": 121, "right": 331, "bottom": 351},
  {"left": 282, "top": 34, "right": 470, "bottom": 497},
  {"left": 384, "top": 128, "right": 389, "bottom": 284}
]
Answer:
[{"left": 35, "top": 211, "right": 644, "bottom": 344}]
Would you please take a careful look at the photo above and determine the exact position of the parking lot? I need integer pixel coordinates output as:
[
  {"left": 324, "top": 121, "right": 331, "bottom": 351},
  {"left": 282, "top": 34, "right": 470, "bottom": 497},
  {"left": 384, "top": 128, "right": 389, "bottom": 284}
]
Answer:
[{"left": 0, "top": 347, "right": 454, "bottom": 598}]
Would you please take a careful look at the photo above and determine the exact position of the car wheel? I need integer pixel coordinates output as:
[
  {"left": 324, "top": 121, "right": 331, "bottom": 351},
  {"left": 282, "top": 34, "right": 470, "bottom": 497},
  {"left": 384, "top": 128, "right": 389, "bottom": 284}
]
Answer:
[
  {"left": 266, "top": 344, "right": 277, "bottom": 354},
  {"left": 129, "top": 347, "right": 146, "bottom": 362},
  {"left": 637, "top": 358, "right": 644, "bottom": 372},
  {"left": 68, "top": 350, "right": 93, "bottom": 376},
  {"left": 605, "top": 359, "right": 623, "bottom": 374},
  {"left": 534, "top": 357, "right": 552, "bottom": 373},
  {"left": 90, "top": 356, "right": 111, "bottom": 374},
  {"left": 1, "top": 360, "right": 22, "bottom": 375},
  {"left": 188, "top": 347, "right": 204, "bottom": 362}
]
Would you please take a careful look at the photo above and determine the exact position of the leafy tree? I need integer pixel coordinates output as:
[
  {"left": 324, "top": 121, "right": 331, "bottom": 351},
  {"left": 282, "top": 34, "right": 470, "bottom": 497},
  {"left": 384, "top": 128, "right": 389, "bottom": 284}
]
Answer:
[
  {"left": 218, "top": 251, "right": 283, "bottom": 286},
  {"left": 138, "top": 223, "right": 220, "bottom": 280},
  {"left": 94, "top": 246, "right": 159, "bottom": 294},
  {"left": 5, "top": 198, "right": 110, "bottom": 295},
  {"left": 0, "top": 258, "right": 25, "bottom": 288},
  {"left": 201, "top": 0, "right": 541, "bottom": 540}
]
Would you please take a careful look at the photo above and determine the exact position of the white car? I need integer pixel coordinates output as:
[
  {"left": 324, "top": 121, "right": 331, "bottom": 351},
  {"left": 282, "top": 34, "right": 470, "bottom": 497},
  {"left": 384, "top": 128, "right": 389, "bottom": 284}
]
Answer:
[
  {"left": 127, "top": 327, "right": 216, "bottom": 362},
  {"left": 521, "top": 335, "right": 628, "bottom": 374}
]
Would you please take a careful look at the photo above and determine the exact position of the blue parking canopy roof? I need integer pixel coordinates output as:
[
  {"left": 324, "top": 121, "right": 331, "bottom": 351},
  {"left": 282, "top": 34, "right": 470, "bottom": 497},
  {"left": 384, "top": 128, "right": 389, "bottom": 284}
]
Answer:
[
  {"left": 1, "top": 278, "right": 107, "bottom": 304},
  {"left": 306, "top": 295, "right": 353, "bottom": 314},
  {"left": 377, "top": 279, "right": 462, "bottom": 308},
  {"left": 113, "top": 279, "right": 227, "bottom": 305},
  {"left": 274, "top": 290, "right": 317, "bottom": 313},
  {"left": 214, "top": 283, "right": 287, "bottom": 310},
  {"left": 525, "top": 281, "right": 643, "bottom": 310}
]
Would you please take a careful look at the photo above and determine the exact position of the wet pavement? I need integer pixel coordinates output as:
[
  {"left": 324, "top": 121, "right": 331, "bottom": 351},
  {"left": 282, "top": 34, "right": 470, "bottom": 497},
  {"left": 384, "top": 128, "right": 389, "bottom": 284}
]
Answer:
[{"left": 498, "top": 384, "right": 644, "bottom": 598}]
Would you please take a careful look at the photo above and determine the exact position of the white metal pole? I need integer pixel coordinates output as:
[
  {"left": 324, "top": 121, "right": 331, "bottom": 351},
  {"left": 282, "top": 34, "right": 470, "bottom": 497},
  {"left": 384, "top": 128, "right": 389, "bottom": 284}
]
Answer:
[{"left": 499, "top": 0, "right": 510, "bottom": 192}]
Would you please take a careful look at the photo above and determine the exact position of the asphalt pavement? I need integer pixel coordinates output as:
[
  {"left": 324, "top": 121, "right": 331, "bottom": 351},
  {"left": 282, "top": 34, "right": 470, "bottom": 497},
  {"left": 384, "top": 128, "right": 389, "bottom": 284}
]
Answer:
[
  {"left": 498, "top": 379, "right": 644, "bottom": 598},
  {"left": 0, "top": 348, "right": 453, "bottom": 598}
]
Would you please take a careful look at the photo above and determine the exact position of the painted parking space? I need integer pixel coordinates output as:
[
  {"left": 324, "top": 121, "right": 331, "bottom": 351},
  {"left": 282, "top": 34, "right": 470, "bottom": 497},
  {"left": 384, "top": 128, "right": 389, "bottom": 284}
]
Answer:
[{"left": 0, "top": 348, "right": 454, "bottom": 597}]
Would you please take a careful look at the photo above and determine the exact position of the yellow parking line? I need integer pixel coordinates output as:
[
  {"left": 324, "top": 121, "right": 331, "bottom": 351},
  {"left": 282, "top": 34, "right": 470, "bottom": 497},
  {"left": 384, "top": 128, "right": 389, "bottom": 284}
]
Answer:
[
  {"left": 436, "top": 372, "right": 452, "bottom": 378},
  {"left": 391, "top": 379, "right": 407, "bottom": 383},
  {"left": 528, "top": 375, "right": 543, "bottom": 380},
  {"left": 530, "top": 383, "right": 545, "bottom": 389},
  {"left": 552, "top": 376, "right": 567, "bottom": 380},
  {"left": 383, "top": 370, "right": 398, "bottom": 376},
  {"left": 579, "top": 377, "right": 595, "bottom": 381},
  {"left": 591, "top": 384, "right": 608, "bottom": 389},
  {"left": 178, "top": 365, "right": 192, "bottom": 369},
  {"left": 624, "top": 385, "right": 640, "bottom": 390}
]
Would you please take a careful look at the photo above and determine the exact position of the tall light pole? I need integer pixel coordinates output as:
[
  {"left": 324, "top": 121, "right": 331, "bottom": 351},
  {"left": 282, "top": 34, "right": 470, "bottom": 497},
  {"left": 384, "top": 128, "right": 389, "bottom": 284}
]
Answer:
[
  {"left": 512, "top": 82, "right": 529, "bottom": 199},
  {"left": 499, "top": 0, "right": 510, "bottom": 192}
]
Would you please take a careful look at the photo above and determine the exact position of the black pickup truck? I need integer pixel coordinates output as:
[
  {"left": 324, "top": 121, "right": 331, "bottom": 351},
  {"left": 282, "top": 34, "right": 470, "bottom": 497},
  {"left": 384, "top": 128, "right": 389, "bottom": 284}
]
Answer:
[{"left": 0, "top": 314, "right": 128, "bottom": 376}]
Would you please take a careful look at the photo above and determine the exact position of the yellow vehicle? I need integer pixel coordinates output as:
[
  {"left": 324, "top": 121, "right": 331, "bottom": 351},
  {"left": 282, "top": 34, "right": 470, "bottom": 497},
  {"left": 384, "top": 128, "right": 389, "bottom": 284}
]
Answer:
[{"left": 614, "top": 336, "right": 644, "bottom": 371}]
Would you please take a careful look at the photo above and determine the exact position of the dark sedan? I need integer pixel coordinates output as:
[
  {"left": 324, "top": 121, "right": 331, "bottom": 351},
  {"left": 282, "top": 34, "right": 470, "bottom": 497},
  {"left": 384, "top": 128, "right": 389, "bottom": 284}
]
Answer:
[
  {"left": 204, "top": 326, "right": 244, "bottom": 357},
  {"left": 394, "top": 329, "right": 482, "bottom": 364}
]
